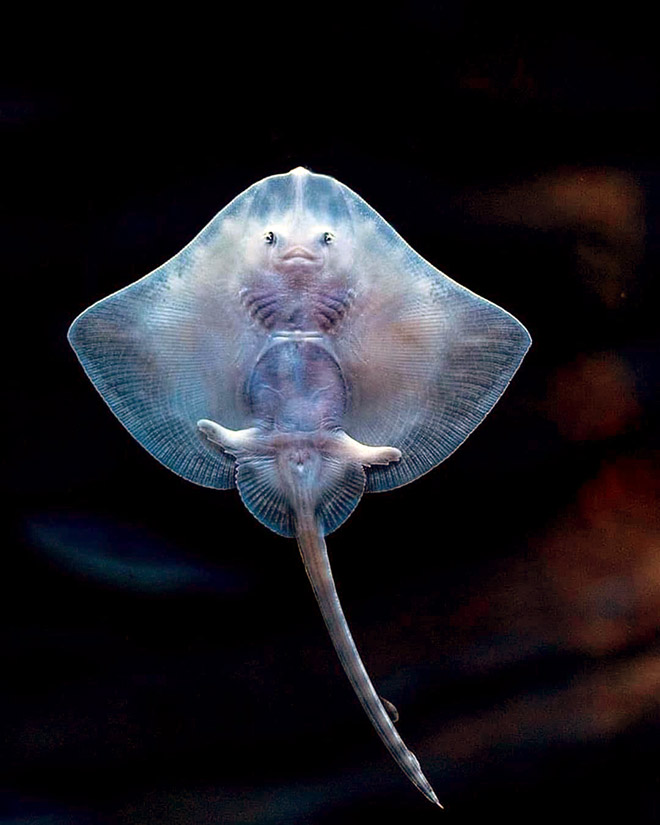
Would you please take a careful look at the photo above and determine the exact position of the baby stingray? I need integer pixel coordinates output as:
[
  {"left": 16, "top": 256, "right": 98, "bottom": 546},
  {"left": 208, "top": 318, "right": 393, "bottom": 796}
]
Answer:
[{"left": 68, "top": 167, "right": 531, "bottom": 806}]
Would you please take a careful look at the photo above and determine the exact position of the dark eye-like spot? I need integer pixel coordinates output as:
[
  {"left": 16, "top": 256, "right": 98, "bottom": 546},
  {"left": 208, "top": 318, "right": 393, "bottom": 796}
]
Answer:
[
  {"left": 323, "top": 231, "right": 335, "bottom": 245},
  {"left": 264, "top": 231, "right": 275, "bottom": 245}
]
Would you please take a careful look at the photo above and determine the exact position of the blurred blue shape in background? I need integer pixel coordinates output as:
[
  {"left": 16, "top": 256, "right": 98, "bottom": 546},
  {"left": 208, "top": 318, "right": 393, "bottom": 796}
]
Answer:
[{"left": 24, "top": 514, "right": 248, "bottom": 595}]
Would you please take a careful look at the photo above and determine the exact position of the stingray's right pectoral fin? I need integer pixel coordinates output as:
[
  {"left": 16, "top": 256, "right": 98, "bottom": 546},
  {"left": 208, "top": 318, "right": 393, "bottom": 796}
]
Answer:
[{"left": 197, "top": 419, "right": 261, "bottom": 456}]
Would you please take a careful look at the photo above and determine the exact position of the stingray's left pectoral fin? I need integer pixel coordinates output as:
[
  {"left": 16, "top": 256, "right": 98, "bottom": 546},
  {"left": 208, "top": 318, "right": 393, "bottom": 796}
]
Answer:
[
  {"left": 197, "top": 419, "right": 261, "bottom": 456},
  {"left": 333, "top": 431, "right": 402, "bottom": 467}
]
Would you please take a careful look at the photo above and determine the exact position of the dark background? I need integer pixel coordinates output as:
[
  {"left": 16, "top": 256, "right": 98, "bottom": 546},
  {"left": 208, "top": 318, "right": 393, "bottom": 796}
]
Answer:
[{"left": 2, "top": 4, "right": 659, "bottom": 823}]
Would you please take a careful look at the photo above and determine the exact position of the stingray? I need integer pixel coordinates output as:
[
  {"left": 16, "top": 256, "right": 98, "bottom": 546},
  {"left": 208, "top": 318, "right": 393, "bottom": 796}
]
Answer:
[{"left": 68, "top": 167, "right": 531, "bottom": 806}]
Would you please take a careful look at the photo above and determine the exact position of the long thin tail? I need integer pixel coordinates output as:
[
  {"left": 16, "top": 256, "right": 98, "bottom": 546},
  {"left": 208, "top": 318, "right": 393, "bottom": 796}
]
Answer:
[{"left": 296, "top": 511, "right": 441, "bottom": 807}]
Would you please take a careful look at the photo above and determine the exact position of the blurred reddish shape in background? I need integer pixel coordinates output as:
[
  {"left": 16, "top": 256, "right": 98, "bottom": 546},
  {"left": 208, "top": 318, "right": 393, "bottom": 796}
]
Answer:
[
  {"left": 546, "top": 351, "right": 641, "bottom": 441},
  {"left": 424, "top": 650, "right": 660, "bottom": 765},
  {"left": 461, "top": 166, "right": 645, "bottom": 307},
  {"left": 459, "top": 55, "right": 537, "bottom": 99},
  {"left": 541, "top": 455, "right": 660, "bottom": 655}
]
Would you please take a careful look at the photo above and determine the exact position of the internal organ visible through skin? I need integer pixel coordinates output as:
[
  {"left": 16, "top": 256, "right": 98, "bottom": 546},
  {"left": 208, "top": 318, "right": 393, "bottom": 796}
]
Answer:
[
  {"left": 227, "top": 267, "right": 396, "bottom": 470},
  {"left": 247, "top": 337, "right": 347, "bottom": 432},
  {"left": 205, "top": 288, "right": 400, "bottom": 468}
]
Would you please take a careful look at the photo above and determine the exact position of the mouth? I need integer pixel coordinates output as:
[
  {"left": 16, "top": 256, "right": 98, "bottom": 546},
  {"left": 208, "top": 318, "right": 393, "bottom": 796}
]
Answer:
[{"left": 280, "top": 246, "right": 319, "bottom": 262}]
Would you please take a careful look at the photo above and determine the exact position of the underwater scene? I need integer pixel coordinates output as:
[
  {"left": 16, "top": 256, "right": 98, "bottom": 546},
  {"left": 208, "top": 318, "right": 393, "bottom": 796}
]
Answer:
[{"left": 3, "top": 7, "right": 659, "bottom": 824}]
